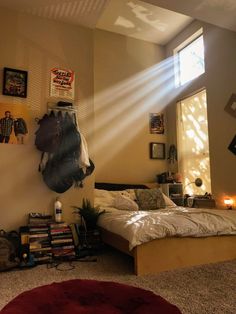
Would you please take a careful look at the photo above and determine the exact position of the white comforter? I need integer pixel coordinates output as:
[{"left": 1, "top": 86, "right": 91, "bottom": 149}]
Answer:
[{"left": 97, "top": 206, "right": 236, "bottom": 250}]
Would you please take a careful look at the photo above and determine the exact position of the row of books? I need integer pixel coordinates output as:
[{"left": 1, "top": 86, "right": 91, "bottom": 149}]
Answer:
[
  {"left": 28, "top": 214, "right": 53, "bottom": 264},
  {"left": 27, "top": 213, "right": 77, "bottom": 263},
  {"left": 50, "top": 223, "right": 76, "bottom": 259},
  {"left": 22, "top": 213, "right": 102, "bottom": 264}
]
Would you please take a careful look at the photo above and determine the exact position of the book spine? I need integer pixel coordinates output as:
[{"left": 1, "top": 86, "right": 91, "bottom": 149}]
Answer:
[
  {"left": 49, "top": 223, "right": 67, "bottom": 228},
  {"left": 50, "top": 228, "right": 71, "bottom": 233},
  {"left": 29, "top": 233, "right": 49, "bottom": 238},
  {"left": 51, "top": 238, "right": 73, "bottom": 244},
  {"left": 69, "top": 223, "right": 80, "bottom": 247},
  {"left": 29, "top": 228, "right": 49, "bottom": 233},
  {"left": 51, "top": 234, "right": 73, "bottom": 239},
  {"left": 30, "top": 247, "right": 52, "bottom": 252}
]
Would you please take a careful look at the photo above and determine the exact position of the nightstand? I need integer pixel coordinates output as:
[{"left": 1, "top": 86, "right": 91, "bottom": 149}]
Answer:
[
  {"left": 189, "top": 198, "right": 216, "bottom": 208},
  {"left": 170, "top": 196, "right": 185, "bottom": 206},
  {"left": 160, "top": 183, "right": 184, "bottom": 206}
]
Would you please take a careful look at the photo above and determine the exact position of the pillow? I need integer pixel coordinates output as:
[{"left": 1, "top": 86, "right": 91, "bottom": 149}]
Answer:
[
  {"left": 162, "top": 193, "right": 177, "bottom": 207},
  {"left": 94, "top": 189, "right": 116, "bottom": 207},
  {"left": 123, "top": 189, "right": 137, "bottom": 201},
  {"left": 135, "top": 188, "right": 166, "bottom": 210},
  {"left": 113, "top": 194, "right": 139, "bottom": 211}
]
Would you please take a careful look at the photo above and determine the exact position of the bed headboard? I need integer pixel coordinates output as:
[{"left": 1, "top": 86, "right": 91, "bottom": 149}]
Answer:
[{"left": 95, "top": 182, "right": 149, "bottom": 191}]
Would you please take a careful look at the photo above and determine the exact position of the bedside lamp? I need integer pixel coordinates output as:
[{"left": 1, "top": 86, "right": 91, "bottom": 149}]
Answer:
[
  {"left": 184, "top": 178, "right": 203, "bottom": 207},
  {"left": 184, "top": 177, "right": 203, "bottom": 192},
  {"left": 224, "top": 198, "right": 233, "bottom": 210},
  {"left": 194, "top": 178, "right": 203, "bottom": 187}
]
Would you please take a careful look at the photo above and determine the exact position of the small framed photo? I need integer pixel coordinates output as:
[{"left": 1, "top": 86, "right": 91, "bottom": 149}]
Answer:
[
  {"left": 228, "top": 135, "right": 236, "bottom": 155},
  {"left": 2, "top": 67, "right": 28, "bottom": 98},
  {"left": 150, "top": 142, "right": 165, "bottom": 159},
  {"left": 149, "top": 113, "right": 164, "bottom": 134},
  {"left": 224, "top": 93, "right": 236, "bottom": 118}
]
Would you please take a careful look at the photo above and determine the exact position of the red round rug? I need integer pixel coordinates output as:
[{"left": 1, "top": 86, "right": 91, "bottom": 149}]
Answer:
[{"left": 0, "top": 279, "right": 181, "bottom": 314}]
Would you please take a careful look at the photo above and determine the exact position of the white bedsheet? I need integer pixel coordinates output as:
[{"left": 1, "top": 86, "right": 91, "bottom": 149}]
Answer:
[{"left": 97, "top": 206, "right": 236, "bottom": 250}]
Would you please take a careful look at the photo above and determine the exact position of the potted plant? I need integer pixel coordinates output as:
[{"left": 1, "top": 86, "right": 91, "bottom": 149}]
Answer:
[{"left": 72, "top": 198, "right": 105, "bottom": 231}]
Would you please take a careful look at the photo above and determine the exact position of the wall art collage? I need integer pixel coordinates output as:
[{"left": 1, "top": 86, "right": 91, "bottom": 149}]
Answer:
[{"left": 0, "top": 67, "right": 75, "bottom": 145}]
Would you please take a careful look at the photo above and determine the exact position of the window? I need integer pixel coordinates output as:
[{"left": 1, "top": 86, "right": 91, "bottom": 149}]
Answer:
[
  {"left": 174, "top": 29, "right": 205, "bottom": 87},
  {"left": 177, "top": 89, "right": 212, "bottom": 195}
]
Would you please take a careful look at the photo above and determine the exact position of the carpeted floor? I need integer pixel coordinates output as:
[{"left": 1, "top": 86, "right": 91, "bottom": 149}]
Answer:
[{"left": 0, "top": 247, "right": 236, "bottom": 314}]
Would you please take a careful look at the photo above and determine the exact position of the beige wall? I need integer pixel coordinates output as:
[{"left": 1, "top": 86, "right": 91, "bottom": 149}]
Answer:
[
  {"left": 165, "top": 21, "right": 236, "bottom": 207},
  {"left": 94, "top": 30, "right": 169, "bottom": 184},
  {"left": 2, "top": 8, "right": 236, "bottom": 231},
  {"left": 0, "top": 8, "right": 94, "bottom": 230}
]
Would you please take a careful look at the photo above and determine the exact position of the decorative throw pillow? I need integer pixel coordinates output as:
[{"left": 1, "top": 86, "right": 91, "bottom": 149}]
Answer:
[
  {"left": 114, "top": 194, "right": 139, "bottom": 211},
  {"left": 135, "top": 188, "right": 166, "bottom": 210},
  {"left": 124, "top": 189, "right": 137, "bottom": 201},
  {"left": 162, "top": 193, "right": 177, "bottom": 207}
]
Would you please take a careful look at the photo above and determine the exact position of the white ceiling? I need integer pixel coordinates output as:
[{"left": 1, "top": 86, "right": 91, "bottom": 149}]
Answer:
[
  {"left": 0, "top": 0, "right": 110, "bottom": 29},
  {"left": 96, "top": 0, "right": 192, "bottom": 45},
  {"left": 0, "top": 0, "right": 235, "bottom": 45},
  {"left": 142, "top": 0, "right": 236, "bottom": 33}
]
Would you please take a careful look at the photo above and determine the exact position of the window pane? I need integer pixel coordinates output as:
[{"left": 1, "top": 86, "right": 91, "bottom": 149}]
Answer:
[
  {"left": 179, "top": 35, "right": 205, "bottom": 86},
  {"left": 177, "top": 89, "right": 211, "bottom": 195}
]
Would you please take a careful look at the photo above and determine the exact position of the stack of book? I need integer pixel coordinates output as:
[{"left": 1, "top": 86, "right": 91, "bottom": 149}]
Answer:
[
  {"left": 28, "top": 213, "right": 53, "bottom": 264},
  {"left": 50, "top": 223, "right": 76, "bottom": 260},
  {"left": 28, "top": 213, "right": 54, "bottom": 226}
]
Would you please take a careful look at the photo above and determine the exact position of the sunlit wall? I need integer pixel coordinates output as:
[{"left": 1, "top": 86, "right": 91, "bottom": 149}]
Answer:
[{"left": 93, "top": 29, "right": 171, "bottom": 183}]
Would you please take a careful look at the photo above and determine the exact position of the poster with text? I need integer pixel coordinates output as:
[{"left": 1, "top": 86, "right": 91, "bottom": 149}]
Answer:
[{"left": 50, "top": 68, "right": 75, "bottom": 100}]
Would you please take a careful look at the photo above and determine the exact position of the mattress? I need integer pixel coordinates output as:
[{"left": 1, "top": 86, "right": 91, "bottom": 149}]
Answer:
[{"left": 95, "top": 189, "right": 236, "bottom": 250}]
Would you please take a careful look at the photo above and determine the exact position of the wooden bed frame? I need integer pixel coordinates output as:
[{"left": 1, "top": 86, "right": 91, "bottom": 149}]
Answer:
[
  {"left": 100, "top": 227, "right": 236, "bottom": 275},
  {"left": 95, "top": 183, "right": 236, "bottom": 275}
]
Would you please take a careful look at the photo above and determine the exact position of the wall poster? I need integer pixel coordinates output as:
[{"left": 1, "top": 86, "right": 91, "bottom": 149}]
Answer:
[
  {"left": 2, "top": 67, "right": 28, "bottom": 98},
  {"left": 0, "top": 103, "right": 30, "bottom": 145},
  {"left": 50, "top": 68, "right": 75, "bottom": 100},
  {"left": 149, "top": 113, "right": 164, "bottom": 134}
]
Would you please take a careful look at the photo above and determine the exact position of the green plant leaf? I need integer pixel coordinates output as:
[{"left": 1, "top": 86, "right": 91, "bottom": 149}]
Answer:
[{"left": 71, "top": 198, "right": 105, "bottom": 229}]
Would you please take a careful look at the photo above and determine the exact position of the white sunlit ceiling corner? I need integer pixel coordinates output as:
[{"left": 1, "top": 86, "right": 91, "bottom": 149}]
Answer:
[
  {"left": 141, "top": 0, "right": 236, "bottom": 33},
  {"left": 96, "top": 0, "right": 193, "bottom": 45},
  {"left": 0, "top": 0, "right": 236, "bottom": 43}
]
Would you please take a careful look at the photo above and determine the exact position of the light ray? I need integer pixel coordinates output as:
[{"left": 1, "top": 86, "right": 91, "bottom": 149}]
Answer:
[{"left": 91, "top": 56, "right": 181, "bottom": 172}]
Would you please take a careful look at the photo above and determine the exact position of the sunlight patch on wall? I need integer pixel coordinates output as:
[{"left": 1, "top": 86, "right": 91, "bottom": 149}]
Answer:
[
  {"left": 126, "top": 1, "right": 167, "bottom": 32},
  {"left": 93, "top": 56, "right": 175, "bottom": 169},
  {"left": 114, "top": 16, "right": 135, "bottom": 28}
]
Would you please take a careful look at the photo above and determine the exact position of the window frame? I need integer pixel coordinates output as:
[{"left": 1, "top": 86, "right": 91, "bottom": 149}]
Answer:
[{"left": 174, "top": 28, "right": 205, "bottom": 87}]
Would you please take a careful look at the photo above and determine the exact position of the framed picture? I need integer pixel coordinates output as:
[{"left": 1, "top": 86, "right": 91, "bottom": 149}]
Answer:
[
  {"left": 2, "top": 67, "right": 28, "bottom": 98},
  {"left": 149, "top": 113, "right": 164, "bottom": 134},
  {"left": 150, "top": 142, "right": 165, "bottom": 159},
  {"left": 224, "top": 93, "right": 236, "bottom": 119},
  {"left": 0, "top": 103, "right": 30, "bottom": 145},
  {"left": 228, "top": 135, "right": 236, "bottom": 155}
]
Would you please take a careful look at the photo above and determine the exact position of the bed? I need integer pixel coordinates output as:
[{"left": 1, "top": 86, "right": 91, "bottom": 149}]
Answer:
[{"left": 95, "top": 183, "right": 236, "bottom": 275}]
